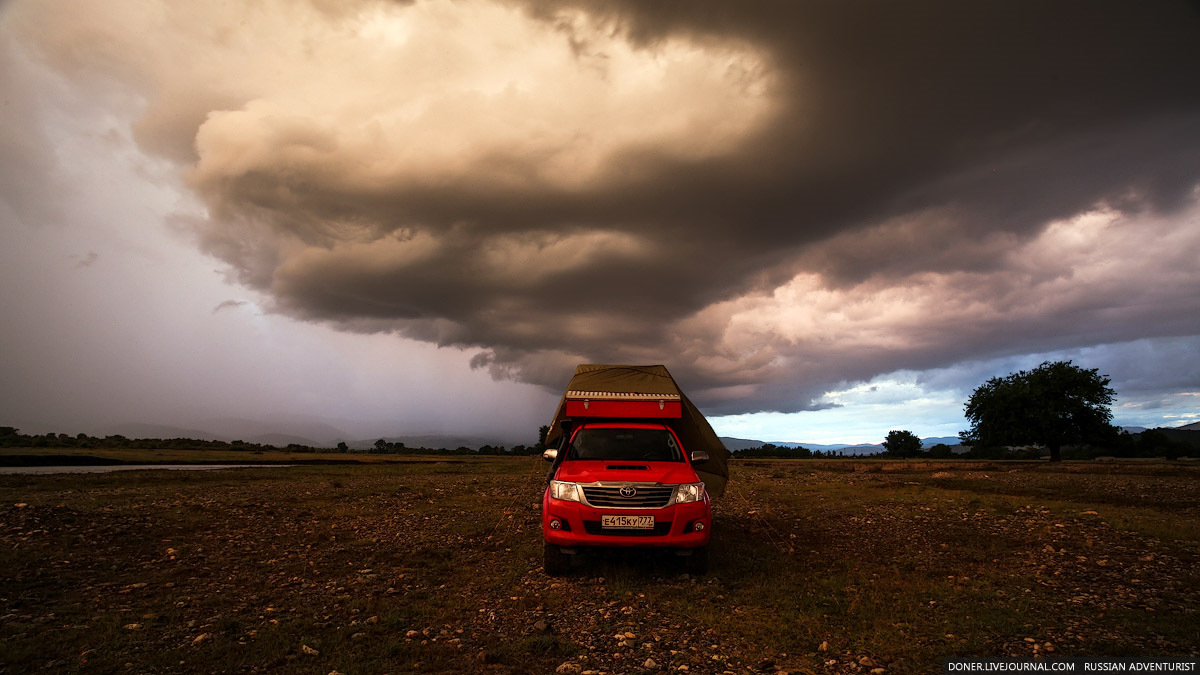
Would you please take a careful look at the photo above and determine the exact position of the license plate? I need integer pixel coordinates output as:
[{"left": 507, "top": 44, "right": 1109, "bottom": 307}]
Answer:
[{"left": 601, "top": 515, "right": 654, "bottom": 529}]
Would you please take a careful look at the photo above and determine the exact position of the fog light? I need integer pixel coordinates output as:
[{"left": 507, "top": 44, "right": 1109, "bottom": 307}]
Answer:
[
  {"left": 549, "top": 518, "right": 562, "bottom": 530},
  {"left": 693, "top": 521, "right": 705, "bottom": 532}
]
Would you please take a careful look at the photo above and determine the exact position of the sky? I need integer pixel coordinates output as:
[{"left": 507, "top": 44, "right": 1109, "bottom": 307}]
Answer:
[{"left": 2, "top": 0, "right": 1199, "bottom": 446}]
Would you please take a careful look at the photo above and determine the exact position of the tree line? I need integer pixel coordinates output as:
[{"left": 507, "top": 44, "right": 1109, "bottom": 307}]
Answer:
[
  {"left": 732, "top": 444, "right": 847, "bottom": 459},
  {"left": 730, "top": 426, "right": 1197, "bottom": 462},
  {"left": 0, "top": 427, "right": 307, "bottom": 452},
  {"left": 363, "top": 438, "right": 543, "bottom": 456},
  {"left": 879, "top": 427, "right": 1198, "bottom": 460},
  {"left": 736, "top": 361, "right": 1199, "bottom": 461},
  {"left": 0, "top": 427, "right": 545, "bottom": 457},
  {"left": 5, "top": 362, "right": 1196, "bottom": 462}
]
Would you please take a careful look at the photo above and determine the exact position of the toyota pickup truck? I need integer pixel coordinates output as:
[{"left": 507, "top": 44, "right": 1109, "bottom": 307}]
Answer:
[{"left": 540, "top": 365, "right": 729, "bottom": 575}]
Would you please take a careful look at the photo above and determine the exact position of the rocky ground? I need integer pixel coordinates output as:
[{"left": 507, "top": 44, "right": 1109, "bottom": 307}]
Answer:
[{"left": 1, "top": 459, "right": 1197, "bottom": 674}]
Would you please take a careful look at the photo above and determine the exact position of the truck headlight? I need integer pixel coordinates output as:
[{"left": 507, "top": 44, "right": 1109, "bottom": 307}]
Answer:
[
  {"left": 675, "top": 483, "right": 706, "bottom": 504},
  {"left": 550, "top": 480, "right": 582, "bottom": 502}
]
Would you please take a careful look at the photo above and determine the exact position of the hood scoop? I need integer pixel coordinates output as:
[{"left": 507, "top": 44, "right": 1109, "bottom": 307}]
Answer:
[{"left": 606, "top": 464, "right": 649, "bottom": 471}]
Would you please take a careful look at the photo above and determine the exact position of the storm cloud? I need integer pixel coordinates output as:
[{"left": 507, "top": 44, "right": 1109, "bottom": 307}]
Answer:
[{"left": 6, "top": 0, "right": 1200, "bottom": 417}]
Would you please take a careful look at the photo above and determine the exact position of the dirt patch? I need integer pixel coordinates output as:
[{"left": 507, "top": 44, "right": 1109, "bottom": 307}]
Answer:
[{"left": 2, "top": 459, "right": 1197, "bottom": 673}]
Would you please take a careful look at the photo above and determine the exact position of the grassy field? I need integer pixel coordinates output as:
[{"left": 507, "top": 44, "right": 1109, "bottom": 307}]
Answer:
[{"left": 1, "top": 458, "right": 1197, "bottom": 674}]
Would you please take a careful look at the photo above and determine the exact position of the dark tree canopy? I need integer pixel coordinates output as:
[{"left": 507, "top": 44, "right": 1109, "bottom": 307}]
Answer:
[
  {"left": 883, "top": 429, "right": 923, "bottom": 458},
  {"left": 960, "top": 360, "right": 1117, "bottom": 462}
]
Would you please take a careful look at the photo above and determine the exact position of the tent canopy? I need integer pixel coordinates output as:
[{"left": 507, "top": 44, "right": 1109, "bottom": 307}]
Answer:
[{"left": 545, "top": 364, "right": 729, "bottom": 497}]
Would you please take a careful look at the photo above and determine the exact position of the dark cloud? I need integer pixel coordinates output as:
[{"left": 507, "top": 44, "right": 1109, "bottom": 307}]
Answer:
[
  {"left": 212, "top": 299, "right": 249, "bottom": 314},
  {"left": 10, "top": 0, "right": 1200, "bottom": 415}
]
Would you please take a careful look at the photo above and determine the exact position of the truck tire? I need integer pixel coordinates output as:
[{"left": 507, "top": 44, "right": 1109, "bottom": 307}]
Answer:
[
  {"left": 683, "top": 546, "right": 709, "bottom": 575},
  {"left": 544, "top": 543, "right": 570, "bottom": 576}
]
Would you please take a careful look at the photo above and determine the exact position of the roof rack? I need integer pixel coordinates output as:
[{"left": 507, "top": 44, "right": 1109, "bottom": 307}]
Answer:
[{"left": 564, "top": 390, "right": 682, "bottom": 418}]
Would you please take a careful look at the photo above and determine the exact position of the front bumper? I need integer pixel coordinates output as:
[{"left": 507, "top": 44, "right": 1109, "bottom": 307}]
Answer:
[{"left": 542, "top": 494, "right": 711, "bottom": 549}]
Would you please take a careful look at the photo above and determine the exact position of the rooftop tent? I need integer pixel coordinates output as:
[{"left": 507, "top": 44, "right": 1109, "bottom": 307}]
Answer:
[{"left": 545, "top": 364, "right": 730, "bottom": 498}]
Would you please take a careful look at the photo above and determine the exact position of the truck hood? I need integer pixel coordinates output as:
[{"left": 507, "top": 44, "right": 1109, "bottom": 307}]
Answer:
[{"left": 553, "top": 460, "right": 701, "bottom": 485}]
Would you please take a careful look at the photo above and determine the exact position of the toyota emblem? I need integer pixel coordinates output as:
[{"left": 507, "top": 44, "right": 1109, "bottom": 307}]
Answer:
[{"left": 619, "top": 485, "right": 637, "bottom": 498}]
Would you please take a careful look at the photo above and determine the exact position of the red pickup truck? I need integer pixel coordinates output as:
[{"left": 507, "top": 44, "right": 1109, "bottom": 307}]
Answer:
[{"left": 540, "top": 365, "right": 729, "bottom": 575}]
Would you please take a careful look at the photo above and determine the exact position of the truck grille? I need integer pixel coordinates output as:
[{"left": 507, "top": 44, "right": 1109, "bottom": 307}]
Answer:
[
  {"left": 584, "top": 520, "right": 674, "bottom": 536},
  {"left": 582, "top": 485, "right": 675, "bottom": 508}
]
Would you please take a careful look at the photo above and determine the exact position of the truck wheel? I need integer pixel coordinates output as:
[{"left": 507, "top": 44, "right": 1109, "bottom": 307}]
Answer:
[
  {"left": 544, "top": 543, "right": 570, "bottom": 576},
  {"left": 684, "top": 546, "right": 709, "bottom": 575}
]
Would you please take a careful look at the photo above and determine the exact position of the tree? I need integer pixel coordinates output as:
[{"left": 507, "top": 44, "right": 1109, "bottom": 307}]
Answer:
[
  {"left": 883, "top": 430, "right": 923, "bottom": 458},
  {"left": 1137, "top": 429, "right": 1187, "bottom": 460},
  {"left": 961, "top": 360, "right": 1116, "bottom": 462},
  {"left": 927, "top": 443, "right": 954, "bottom": 459}
]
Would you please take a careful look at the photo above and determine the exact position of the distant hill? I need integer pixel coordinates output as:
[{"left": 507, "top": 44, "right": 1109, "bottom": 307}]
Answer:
[
  {"left": 94, "top": 418, "right": 524, "bottom": 451},
  {"left": 720, "top": 435, "right": 966, "bottom": 456},
  {"left": 98, "top": 423, "right": 225, "bottom": 442},
  {"left": 348, "top": 434, "right": 517, "bottom": 451},
  {"left": 247, "top": 433, "right": 324, "bottom": 447},
  {"left": 99, "top": 417, "right": 349, "bottom": 447},
  {"left": 198, "top": 417, "right": 349, "bottom": 446},
  {"left": 720, "top": 436, "right": 880, "bottom": 455},
  {"left": 720, "top": 437, "right": 770, "bottom": 451},
  {"left": 1156, "top": 427, "right": 1200, "bottom": 449},
  {"left": 801, "top": 443, "right": 883, "bottom": 456}
]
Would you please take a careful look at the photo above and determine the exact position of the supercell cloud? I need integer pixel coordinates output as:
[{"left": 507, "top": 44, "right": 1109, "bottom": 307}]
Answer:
[{"left": 4, "top": 0, "right": 1200, "bottom": 420}]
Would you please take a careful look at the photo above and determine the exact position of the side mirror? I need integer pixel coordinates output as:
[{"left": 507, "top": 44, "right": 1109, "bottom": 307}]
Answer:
[
  {"left": 690, "top": 450, "right": 710, "bottom": 464},
  {"left": 542, "top": 449, "right": 558, "bottom": 462}
]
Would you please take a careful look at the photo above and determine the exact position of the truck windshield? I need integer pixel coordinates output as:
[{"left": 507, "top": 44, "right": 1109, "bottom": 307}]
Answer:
[{"left": 566, "top": 427, "right": 683, "bottom": 462}]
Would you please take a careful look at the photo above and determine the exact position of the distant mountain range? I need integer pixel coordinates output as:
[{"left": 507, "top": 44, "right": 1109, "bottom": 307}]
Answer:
[
  {"left": 99, "top": 419, "right": 352, "bottom": 448},
  {"left": 918, "top": 436, "right": 963, "bottom": 447},
  {"left": 95, "top": 420, "right": 527, "bottom": 450},
  {"left": 92, "top": 419, "right": 1200, "bottom": 452},
  {"left": 343, "top": 434, "right": 519, "bottom": 451},
  {"left": 719, "top": 435, "right": 968, "bottom": 455}
]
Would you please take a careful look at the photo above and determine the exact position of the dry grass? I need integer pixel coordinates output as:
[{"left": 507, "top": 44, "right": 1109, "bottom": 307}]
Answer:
[{"left": 1, "top": 458, "right": 1197, "bottom": 674}]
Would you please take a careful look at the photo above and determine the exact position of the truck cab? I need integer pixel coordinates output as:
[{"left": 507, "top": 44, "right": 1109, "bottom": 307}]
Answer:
[{"left": 542, "top": 420, "right": 712, "bottom": 575}]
